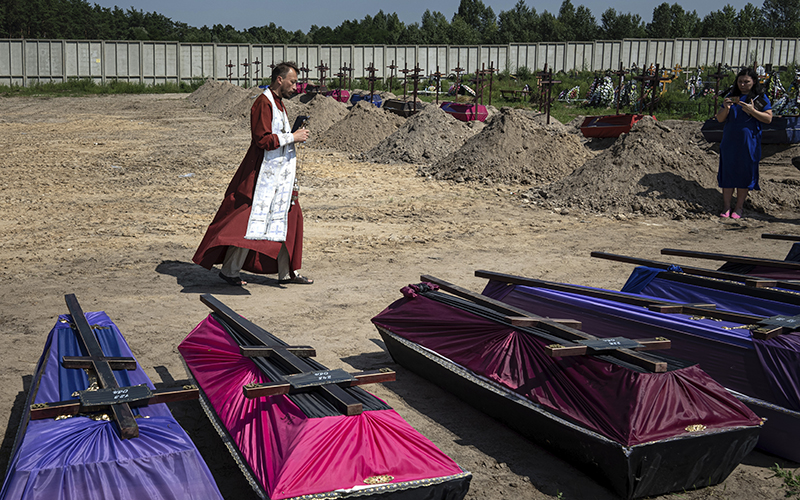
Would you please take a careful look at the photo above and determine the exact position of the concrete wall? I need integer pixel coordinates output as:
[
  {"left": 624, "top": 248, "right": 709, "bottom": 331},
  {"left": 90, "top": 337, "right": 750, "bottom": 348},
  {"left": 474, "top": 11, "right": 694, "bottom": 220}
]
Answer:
[{"left": 2, "top": 37, "right": 799, "bottom": 87}]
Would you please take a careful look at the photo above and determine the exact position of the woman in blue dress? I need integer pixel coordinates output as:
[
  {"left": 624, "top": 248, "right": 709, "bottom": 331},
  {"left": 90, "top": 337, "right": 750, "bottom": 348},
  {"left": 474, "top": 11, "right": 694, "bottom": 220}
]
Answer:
[{"left": 715, "top": 67, "right": 773, "bottom": 219}]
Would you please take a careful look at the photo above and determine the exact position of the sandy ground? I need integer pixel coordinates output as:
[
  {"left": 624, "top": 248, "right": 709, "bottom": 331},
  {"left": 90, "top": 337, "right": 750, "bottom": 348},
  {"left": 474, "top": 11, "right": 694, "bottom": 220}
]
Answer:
[{"left": 0, "top": 93, "right": 798, "bottom": 499}]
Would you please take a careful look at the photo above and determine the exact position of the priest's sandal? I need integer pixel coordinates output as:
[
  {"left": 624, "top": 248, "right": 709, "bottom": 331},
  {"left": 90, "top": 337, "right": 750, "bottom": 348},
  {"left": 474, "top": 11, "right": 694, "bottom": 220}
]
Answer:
[
  {"left": 218, "top": 271, "right": 246, "bottom": 286},
  {"left": 280, "top": 274, "right": 313, "bottom": 285}
]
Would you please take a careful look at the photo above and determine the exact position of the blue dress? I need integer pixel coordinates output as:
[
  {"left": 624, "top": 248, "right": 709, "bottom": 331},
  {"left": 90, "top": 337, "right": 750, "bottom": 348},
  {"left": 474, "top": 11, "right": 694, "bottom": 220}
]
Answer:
[{"left": 718, "top": 94, "right": 772, "bottom": 190}]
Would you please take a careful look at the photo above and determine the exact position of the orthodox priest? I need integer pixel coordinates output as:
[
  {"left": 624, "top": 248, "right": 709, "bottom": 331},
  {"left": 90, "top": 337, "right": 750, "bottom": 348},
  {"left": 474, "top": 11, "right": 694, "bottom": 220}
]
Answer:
[{"left": 193, "top": 62, "right": 313, "bottom": 286}]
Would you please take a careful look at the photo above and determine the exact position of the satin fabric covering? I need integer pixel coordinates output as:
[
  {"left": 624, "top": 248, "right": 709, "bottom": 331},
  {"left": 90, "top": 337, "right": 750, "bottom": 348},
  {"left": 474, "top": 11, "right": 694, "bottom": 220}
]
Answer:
[
  {"left": 483, "top": 279, "right": 800, "bottom": 413},
  {"left": 617, "top": 267, "right": 800, "bottom": 411},
  {"left": 178, "top": 315, "right": 465, "bottom": 500},
  {"left": 0, "top": 311, "right": 222, "bottom": 500},
  {"left": 371, "top": 292, "right": 762, "bottom": 447}
]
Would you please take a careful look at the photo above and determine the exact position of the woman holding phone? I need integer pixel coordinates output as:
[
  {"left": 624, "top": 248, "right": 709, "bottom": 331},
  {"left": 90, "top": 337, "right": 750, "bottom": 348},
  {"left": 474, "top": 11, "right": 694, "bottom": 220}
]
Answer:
[{"left": 714, "top": 67, "right": 773, "bottom": 219}]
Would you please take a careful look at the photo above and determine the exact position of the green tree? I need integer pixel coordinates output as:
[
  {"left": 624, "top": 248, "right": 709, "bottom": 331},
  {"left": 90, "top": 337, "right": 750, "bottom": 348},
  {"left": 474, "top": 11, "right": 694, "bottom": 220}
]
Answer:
[
  {"left": 762, "top": 0, "right": 800, "bottom": 36},
  {"left": 600, "top": 8, "right": 647, "bottom": 39},
  {"left": 449, "top": 15, "right": 481, "bottom": 44},
  {"left": 700, "top": 5, "right": 737, "bottom": 37},
  {"left": 736, "top": 3, "right": 766, "bottom": 37},
  {"left": 647, "top": 3, "right": 700, "bottom": 38},
  {"left": 497, "top": 0, "right": 540, "bottom": 43},
  {"left": 455, "top": 0, "right": 498, "bottom": 43},
  {"left": 420, "top": 10, "right": 450, "bottom": 44}
]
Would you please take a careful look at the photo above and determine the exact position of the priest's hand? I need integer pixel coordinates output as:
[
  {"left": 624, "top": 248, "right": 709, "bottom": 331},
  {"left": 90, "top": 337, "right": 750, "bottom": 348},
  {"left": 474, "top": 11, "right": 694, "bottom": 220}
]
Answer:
[{"left": 293, "top": 128, "right": 309, "bottom": 143}]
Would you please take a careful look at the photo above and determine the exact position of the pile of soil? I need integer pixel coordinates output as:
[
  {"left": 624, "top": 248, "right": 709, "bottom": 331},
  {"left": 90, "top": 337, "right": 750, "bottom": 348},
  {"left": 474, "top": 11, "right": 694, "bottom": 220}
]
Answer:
[
  {"left": 188, "top": 79, "right": 256, "bottom": 118},
  {"left": 189, "top": 81, "right": 350, "bottom": 142},
  {"left": 314, "top": 100, "right": 405, "bottom": 154},
  {"left": 535, "top": 117, "right": 800, "bottom": 218},
  {"left": 421, "top": 107, "right": 590, "bottom": 184},
  {"left": 359, "top": 105, "right": 482, "bottom": 165},
  {"left": 283, "top": 93, "right": 349, "bottom": 145}
]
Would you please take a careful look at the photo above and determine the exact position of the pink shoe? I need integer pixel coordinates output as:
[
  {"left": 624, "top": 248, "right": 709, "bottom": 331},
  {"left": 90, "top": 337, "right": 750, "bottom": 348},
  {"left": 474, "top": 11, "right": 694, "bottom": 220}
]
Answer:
[
  {"left": 719, "top": 210, "right": 730, "bottom": 218},
  {"left": 731, "top": 211, "right": 742, "bottom": 220}
]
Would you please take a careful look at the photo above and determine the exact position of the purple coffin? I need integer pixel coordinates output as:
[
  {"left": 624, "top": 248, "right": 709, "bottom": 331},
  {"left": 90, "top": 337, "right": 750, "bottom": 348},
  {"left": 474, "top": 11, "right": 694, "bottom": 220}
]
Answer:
[{"left": 0, "top": 311, "right": 222, "bottom": 500}]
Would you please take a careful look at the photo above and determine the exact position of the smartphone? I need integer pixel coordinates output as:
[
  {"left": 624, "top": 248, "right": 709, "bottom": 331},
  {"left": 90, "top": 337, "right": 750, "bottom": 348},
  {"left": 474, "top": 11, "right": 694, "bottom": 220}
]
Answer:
[
  {"left": 730, "top": 96, "right": 740, "bottom": 103},
  {"left": 291, "top": 115, "right": 309, "bottom": 133}
]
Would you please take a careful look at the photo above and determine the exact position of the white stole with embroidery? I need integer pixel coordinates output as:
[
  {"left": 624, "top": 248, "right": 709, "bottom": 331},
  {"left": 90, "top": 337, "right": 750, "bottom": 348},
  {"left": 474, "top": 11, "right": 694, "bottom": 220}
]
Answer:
[{"left": 245, "top": 90, "right": 296, "bottom": 241}]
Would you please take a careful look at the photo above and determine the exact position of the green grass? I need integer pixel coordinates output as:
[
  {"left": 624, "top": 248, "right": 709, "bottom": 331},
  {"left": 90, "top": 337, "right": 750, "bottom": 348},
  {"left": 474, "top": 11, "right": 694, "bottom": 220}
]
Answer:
[
  {"left": 0, "top": 77, "right": 206, "bottom": 97},
  {"left": 771, "top": 464, "right": 800, "bottom": 498}
]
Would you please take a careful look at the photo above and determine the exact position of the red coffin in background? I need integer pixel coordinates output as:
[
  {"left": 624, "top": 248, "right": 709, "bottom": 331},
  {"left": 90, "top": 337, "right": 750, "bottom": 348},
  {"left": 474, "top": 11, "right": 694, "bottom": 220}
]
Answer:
[
  {"left": 440, "top": 102, "right": 488, "bottom": 122},
  {"left": 580, "top": 114, "right": 650, "bottom": 138}
]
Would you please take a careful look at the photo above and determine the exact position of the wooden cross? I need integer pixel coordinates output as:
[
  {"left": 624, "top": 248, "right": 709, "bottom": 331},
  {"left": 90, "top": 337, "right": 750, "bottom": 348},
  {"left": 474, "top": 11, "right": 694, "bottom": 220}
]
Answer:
[
  {"left": 364, "top": 62, "right": 382, "bottom": 101},
  {"left": 226, "top": 60, "right": 234, "bottom": 83},
  {"left": 632, "top": 64, "right": 670, "bottom": 115},
  {"left": 538, "top": 68, "right": 561, "bottom": 125},
  {"left": 763, "top": 233, "right": 800, "bottom": 243},
  {"left": 298, "top": 62, "right": 310, "bottom": 84},
  {"left": 708, "top": 63, "right": 728, "bottom": 114},
  {"left": 591, "top": 251, "right": 800, "bottom": 294},
  {"left": 253, "top": 58, "right": 261, "bottom": 82},
  {"left": 399, "top": 63, "right": 412, "bottom": 100},
  {"left": 340, "top": 63, "right": 354, "bottom": 90},
  {"left": 387, "top": 60, "right": 398, "bottom": 92},
  {"left": 430, "top": 66, "right": 444, "bottom": 104},
  {"left": 241, "top": 59, "right": 250, "bottom": 83},
  {"left": 315, "top": 60, "right": 329, "bottom": 90},
  {"left": 29, "top": 294, "right": 198, "bottom": 439},
  {"left": 421, "top": 275, "right": 670, "bottom": 371},
  {"left": 200, "top": 295, "right": 395, "bottom": 415},
  {"left": 611, "top": 62, "right": 628, "bottom": 115},
  {"left": 475, "top": 270, "right": 795, "bottom": 341}
]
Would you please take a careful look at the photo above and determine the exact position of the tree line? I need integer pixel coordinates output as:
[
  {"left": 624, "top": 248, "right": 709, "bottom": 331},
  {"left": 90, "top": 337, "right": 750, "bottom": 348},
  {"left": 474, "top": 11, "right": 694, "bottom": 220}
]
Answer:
[{"left": 1, "top": 0, "right": 798, "bottom": 44}]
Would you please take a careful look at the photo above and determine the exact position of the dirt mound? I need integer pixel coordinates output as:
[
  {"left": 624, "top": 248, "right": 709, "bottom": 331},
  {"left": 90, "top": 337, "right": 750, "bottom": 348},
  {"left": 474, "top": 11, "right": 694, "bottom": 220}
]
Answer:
[
  {"left": 283, "top": 93, "right": 349, "bottom": 144},
  {"left": 188, "top": 79, "right": 255, "bottom": 116},
  {"left": 313, "top": 100, "right": 405, "bottom": 153},
  {"left": 359, "top": 105, "right": 481, "bottom": 165},
  {"left": 421, "top": 107, "right": 590, "bottom": 184},
  {"left": 534, "top": 117, "right": 800, "bottom": 218}
]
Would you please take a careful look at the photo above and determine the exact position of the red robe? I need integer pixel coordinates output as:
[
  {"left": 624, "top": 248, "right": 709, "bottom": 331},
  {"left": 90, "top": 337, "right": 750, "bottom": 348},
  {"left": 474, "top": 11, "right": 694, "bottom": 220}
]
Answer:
[{"left": 192, "top": 91, "right": 303, "bottom": 274}]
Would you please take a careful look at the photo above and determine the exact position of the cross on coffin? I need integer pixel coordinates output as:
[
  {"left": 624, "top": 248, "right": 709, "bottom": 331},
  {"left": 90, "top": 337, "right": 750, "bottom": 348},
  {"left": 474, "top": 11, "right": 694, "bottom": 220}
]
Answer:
[
  {"left": 200, "top": 294, "right": 395, "bottom": 416},
  {"left": 29, "top": 294, "right": 199, "bottom": 439},
  {"left": 422, "top": 274, "right": 671, "bottom": 372},
  {"left": 476, "top": 268, "right": 800, "bottom": 342}
]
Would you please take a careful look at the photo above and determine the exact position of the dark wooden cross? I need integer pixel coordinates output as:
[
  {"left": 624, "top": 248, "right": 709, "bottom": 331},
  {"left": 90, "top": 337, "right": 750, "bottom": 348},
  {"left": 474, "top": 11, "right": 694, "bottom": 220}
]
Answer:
[
  {"left": 538, "top": 68, "right": 561, "bottom": 125},
  {"left": 315, "top": 60, "right": 329, "bottom": 90},
  {"left": 241, "top": 59, "right": 250, "bottom": 83},
  {"left": 430, "top": 66, "right": 444, "bottom": 104},
  {"left": 226, "top": 60, "right": 234, "bottom": 83},
  {"left": 298, "top": 62, "right": 310, "bottom": 85},
  {"left": 29, "top": 294, "right": 198, "bottom": 439},
  {"left": 763, "top": 233, "right": 800, "bottom": 243},
  {"left": 253, "top": 58, "right": 261, "bottom": 82},
  {"left": 592, "top": 251, "right": 800, "bottom": 294},
  {"left": 611, "top": 62, "right": 628, "bottom": 115},
  {"left": 708, "top": 63, "right": 728, "bottom": 113},
  {"left": 422, "top": 275, "right": 670, "bottom": 371},
  {"left": 387, "top": 60, "right": 398, "bottom": 92},
  {"left": 476, "top": 270, "right": 796, "bottom": 341},
  {"left": 200, "top": 295, "right": 395, "bottom": 415},
  {"left": 341, "top": 63, "right": 354, "bottom": 90},
  {"left": 451, "top": 66, "right": 465, "bottom": 101},
  {"left": 400, "top": 63, "right": 412, "bottom": 100},
  {"left": 364, "top": 62, "right": 381, "bottom": 102},
  {"left": 632, "top": 64, "right": 670, "bottom": 115}
]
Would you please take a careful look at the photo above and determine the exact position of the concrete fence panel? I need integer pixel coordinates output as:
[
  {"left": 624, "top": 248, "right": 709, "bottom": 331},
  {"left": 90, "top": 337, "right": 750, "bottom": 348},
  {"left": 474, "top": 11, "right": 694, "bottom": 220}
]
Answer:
[{"left": 2, "top": 38, "right": 799, "bottom": 87}]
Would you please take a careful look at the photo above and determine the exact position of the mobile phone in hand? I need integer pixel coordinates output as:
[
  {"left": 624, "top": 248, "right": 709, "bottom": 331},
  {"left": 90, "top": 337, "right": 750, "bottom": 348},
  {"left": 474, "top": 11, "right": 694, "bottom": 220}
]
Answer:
[{"left": 291, "top": 115, "right": 309, "bottom": 133}]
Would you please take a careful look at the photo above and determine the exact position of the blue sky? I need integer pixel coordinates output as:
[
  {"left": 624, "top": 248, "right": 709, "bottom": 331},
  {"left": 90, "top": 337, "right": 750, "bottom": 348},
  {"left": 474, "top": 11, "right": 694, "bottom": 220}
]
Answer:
[{"left": 89, "top": 0, "right": 761, "bottom": 33}]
